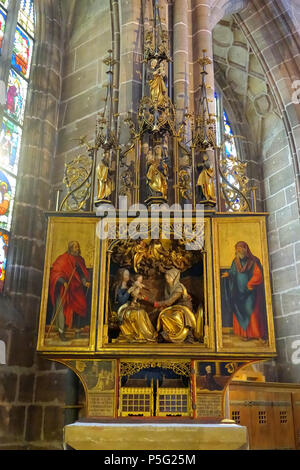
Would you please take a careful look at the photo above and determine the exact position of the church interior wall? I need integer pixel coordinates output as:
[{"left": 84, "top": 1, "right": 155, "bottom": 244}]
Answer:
[{"left": 0, "top": 0, "right": 299, "bottom": 449}]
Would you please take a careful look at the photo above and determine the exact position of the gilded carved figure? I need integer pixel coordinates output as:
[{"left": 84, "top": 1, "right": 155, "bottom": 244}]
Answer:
[
  {"left": 96, "top": 151, "right": 114, "bottom": 201},
  {"left": 113, "top": 269, "right": 157, "bottom": 343},
  {"left": 155, "top": 268, "right": 196, "bottom": 344},
  {"left": 178, "top": 153, "right": 192, "bottom": 200},
  {"left": 146, "top": 144, "right": 168, "bottom": 199},
  {"left": 149, "top": 59, "right": 168, "bottom": 107},
  {"left": 196, "top": 153, "right": 216, "bottom": 203}
]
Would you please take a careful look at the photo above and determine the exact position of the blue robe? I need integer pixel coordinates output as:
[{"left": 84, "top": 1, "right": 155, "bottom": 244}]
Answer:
[{"left": 224, "top": 258, "right": 258, "bottom": 331}]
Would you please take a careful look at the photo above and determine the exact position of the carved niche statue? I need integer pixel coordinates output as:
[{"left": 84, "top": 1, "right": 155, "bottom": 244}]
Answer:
[
  {"left": 95, "top": 151, "right": 115, "bottom": 202},
  {"left": 148, "top": 59, "right": 168, "bottom": 108},
  {"left": 146, "top": 144, "right": 168, "bottom": 200},
  {"left": 178, "top": 153, "right": 192, "bottom": 201},
  {"left": 196, "top": 153, "right": 216, "bottom": 205}
]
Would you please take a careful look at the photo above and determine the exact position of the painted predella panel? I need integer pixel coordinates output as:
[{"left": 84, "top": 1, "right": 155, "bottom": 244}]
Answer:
[
  {"left": 67, "top": 360, "right": 117, "bottom": 418},
  {"left": 213, "top": 217, "right": 276, "bottom": 354},
  {"left": 37, "top": 217, "right": 99, "bottom": 351},
  {"left": 195, "top": 361, "right": 243, "bottom": 419}
]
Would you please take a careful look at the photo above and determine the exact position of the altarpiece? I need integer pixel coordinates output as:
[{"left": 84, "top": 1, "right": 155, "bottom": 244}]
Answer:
[{"left": 36, "top": 1, "right": 275, "bottom": 434}]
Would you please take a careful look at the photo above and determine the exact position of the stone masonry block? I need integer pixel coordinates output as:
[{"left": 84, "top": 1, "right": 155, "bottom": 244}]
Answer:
[
  {"left": 270, "top": 245, "right": 295, "bottom": 270},
  {"left": 272, "top": 264, "right": 298, "bottom": 292},
  {"left": 279, "top": 220, "right": 300, "bottom": 247},
  {"left": 269, "top": 165, "right": 295, "bottom": 195},
  {"left": 25, "top": 405, "right": 43, "bottom": 442},
  {"left": 35, "top": 372, "right": 67, "bottom": 403}
]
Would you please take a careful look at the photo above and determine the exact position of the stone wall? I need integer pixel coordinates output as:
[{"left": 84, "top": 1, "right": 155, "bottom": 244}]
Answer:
[
  {"left": 53, "top": 0, "right": 146, "bottom": 193},
  {"left": 0, "top": 349, "right": 66, "bottom": 449},
  {"left": 235, "top": 0, "right": 300, "bottom": 383},
  {"left": 0, "top": 0, "right": 300, "bottom": 450},
  {"left": 53, "top": 0, "right": 113, "bottom": 192}
]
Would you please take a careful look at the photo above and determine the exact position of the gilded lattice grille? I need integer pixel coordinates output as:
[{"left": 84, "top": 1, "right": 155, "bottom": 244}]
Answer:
[
  {"left": 119, "top": 388, "right": 153, "bottom": 417},
  {"left": 156, "top": 388, "right": 191, "bottom": 417}
]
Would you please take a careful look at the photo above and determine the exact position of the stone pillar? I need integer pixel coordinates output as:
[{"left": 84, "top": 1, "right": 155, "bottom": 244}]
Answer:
[
  {"left": 118, "top": 0, "right": 143, "bottom": 134},
  {"left": 173, "top": 0, "right": 189, "bottom": 122},
  {"left": 192, "top": 0, "right": 215, "bottom": 114},
  {"left": 192, "top": 0, "right": 216, "bottom": 177}
]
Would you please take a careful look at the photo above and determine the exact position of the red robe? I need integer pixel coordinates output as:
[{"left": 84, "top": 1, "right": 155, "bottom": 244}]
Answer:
[{"left": 49, "top": 252, "right": 89, "bottom": 329}]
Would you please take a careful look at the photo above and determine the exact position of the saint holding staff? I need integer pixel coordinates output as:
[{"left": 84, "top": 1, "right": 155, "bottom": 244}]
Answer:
[{"left": 48, "top": 241, "right": 91, "bottom": 342}]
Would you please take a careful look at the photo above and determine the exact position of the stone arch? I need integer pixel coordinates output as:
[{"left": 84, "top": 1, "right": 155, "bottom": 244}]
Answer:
[{"left": 211, "top": 0, "right": 249, "bottom": 27}]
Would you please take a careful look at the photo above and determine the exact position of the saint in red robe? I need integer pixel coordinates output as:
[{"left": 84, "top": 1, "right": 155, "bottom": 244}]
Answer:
[{"left": 49, "top": 252, "right": 90, "bottom": 329}]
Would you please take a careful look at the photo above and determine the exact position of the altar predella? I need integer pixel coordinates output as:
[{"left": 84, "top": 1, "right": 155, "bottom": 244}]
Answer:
[{"left": 37, "top": 0, "right": 275, "bottom": 425}]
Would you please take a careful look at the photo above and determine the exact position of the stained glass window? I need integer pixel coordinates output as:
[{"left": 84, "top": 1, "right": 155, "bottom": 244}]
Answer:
[
  {"left": 18, "top": 0, "right": 34, "bottom": 38},
  {"left": 0, "top": 0, "right": 35, "bottom": 289},
  {"left": 0, "top": 117, "right": 22, "bottom": 175},
  {"left": 0, "top": 0, "right": 9, "bottom": 9},
  {"left": 11, "top": 24, "right": 33, "bottom": 78},
  {"left": 0, "top": 169, "right": 15, "bottom": 231},
  {"left": 0, "top": 230, "right": 9, "bottom": 292},
  {"left": 224, "top": 110, "right": 237, "bottom": 158},
  {"left": 0, "top": 7, "right": 6, "bottom": 54},
  {"left": 5, "top": 68, "right": 28, "bottom": 124}
]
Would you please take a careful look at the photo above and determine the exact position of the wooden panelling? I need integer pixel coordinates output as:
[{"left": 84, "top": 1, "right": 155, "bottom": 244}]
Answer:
[
  {"left": 229, "top": 382, "right": 300, "bottom": 450},
  {"left": 292, "top": 393, "right": 300, "bottom": 450},
  {"left": 230, "top": 389, "right": 254, "bottom": 448},
  {"left": 272, "top": 392, "right": 295, "bottom": 450}
]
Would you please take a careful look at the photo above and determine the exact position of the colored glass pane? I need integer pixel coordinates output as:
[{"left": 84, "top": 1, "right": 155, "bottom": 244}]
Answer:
[
  {"left": 5, "top": 68, "right": 28, "bottom": 124},
  {"left": 224, "top": 111, "right": 237, "bottom": 157},
  {"left": 18, "top": 0, "right": 34, "bottom": 37},
  {"left": 0, "top": 1, "right": 9, "bottom": 9},
  {"left": 0, "top": 169, "right": 16, "bottom": 231},
  {"left": 0, "top": 7, "right": 6, "bottom": 54},
  {"left": 0, "top": 117, "right": 22, "bottom": 175},
  {"left": 0, "top": 230, "right": 9, "bottom": 292},
  {"left": 11, "top": 25, "right": 33, "bottom": 79}
]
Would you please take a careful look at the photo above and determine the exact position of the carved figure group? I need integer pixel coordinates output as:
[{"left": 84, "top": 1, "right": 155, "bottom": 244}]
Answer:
[{"left": 112, "top": 267, "right": 198, "bottom": 344}]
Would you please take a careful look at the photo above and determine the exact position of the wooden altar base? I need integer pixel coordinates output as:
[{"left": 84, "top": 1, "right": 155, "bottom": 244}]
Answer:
[{"left": 64, "top": 419, "right": 249, "bottom": 450}]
